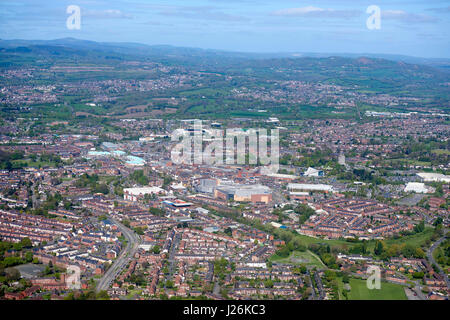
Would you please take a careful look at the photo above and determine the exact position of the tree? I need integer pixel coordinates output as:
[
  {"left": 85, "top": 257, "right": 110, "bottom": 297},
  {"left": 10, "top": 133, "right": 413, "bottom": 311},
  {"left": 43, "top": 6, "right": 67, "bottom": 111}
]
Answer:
[
  {"left": 25, "top": 251, "right": 33, "bottom": 263},
  {"left": 5, "top": 268, "right": 21, "bottom": 282},
  {"left": 324, "top": 270, "right": 336, "bottom": 282},
  {"left": 433, "top": 217, "right": 443, "bottom": 227},
  {"left": 152, "top": 245, "right": 160, "bottom": 254},
  {"left": 374, "top": 240, "right": 385, "bottom": 256},
  {"left": 263, "top": 279, "right": 274, "bottom": 288},
  {"left": 20, "top": 237, "right": 32, "bottom": 248},
  {"left": 149, "top": 207, "right": 165, "bottom": 217},
  {"left": 414, "top": 220, "right": 425, "bottom": 233},
  {"left": 414, "top": 248, "right": 425, "bottom": 259},
  {"left": 342, "top": 273, "right": 350, "bottom": 283},
  {"left": 130, "top": 170, "right": 149, "bottom": 185},
  {"left": 94, "top": 183, "right": 109, "bottom": 195},
  {"left": 224, "top": 227, "right": 233, "bottom": 237},
  {"left": 401, "top": 244, "right": 415, "bottom": 258}
]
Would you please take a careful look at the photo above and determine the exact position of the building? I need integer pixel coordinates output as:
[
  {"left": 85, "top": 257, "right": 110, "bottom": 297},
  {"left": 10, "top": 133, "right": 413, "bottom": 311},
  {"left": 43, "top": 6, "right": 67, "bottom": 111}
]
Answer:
[
  {"left": 196, "top": 179, "right": 218, "bottom": 194},
  {"left": 123, "top": 187, "right": 166, "bottom": 201},
  {"left": 417, "top": 172, "right": 450, "bottom": 183},
  {"left": 404, "top": 182, "right": 430, "bottom": 194},
  {"left": 214, "top": 183, "right": 272, "bottom": 204},
  {"left": 287, "top": 183, "right": 333, "bottom": 193},
  {"left": 303, "top": 167, "right": 324, "bottom": 177}
]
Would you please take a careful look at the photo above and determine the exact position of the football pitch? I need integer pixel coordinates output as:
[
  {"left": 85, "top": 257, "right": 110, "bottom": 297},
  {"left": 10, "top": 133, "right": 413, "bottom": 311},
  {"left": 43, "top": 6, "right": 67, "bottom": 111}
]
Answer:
[{"left": 347, "top": 279, "right": 408, "bottom": 300}]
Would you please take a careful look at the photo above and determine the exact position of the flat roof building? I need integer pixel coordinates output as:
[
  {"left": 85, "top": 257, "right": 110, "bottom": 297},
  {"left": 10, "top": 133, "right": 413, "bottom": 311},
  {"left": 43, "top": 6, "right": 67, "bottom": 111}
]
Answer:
[
  {"left": 404, "top": 182, "right": 430, "bottom": 194},
  {"left": 287, "top": 183, "right": 333, "bottom": 193},
  {"left": 214, "top": 183, "right": 272, "bottom": 204},
  {"left": 123, "top": 187, "right": 166, "bottom": 201}
]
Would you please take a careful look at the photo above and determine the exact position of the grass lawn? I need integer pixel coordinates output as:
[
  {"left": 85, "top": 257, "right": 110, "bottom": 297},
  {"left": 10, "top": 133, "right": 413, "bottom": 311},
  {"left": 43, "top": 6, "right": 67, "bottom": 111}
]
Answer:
[
  {"left": 269, "top": 250, "right": 326, "bottom": 268},
  {"left": 289, "top": 228, "right": 434, "bottom": 253},
  {"left": 386, "top": 158, "right": 432, "bottom": 167},
  {"left": 382, "top": 227, "right": 434, "bottom": 248},
  {"left": 431, "top": 149, "right": 450, "bottom": 156},
  {"left": 293, "top": 233, "right": 358, "bottom": 250},
  {"left": 12, "top": 159, "right": 59, "bottom": 168},
  {"left": 99, "top": 175, "right": 117, "bottom": 183},
  {"left": 346, "top": 278, "right": 407, "bottom": 300},
  {"left": 126, "top": 289, "right": 143, "bottom": 299},
  {"left": 432, "top": 246, "right": 450, "bottom": 275}
]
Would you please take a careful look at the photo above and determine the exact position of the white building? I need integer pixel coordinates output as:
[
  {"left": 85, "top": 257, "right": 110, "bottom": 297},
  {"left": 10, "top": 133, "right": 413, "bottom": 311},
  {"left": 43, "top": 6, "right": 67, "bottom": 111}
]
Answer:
[
  {"left": 404, "top": 182, "right": 430, "bottom": 194},
  {"left": 123, "top": 187, "right": 166, "bottom": 201},
  {"left": 417, "top": 172, "right": 450, "bottom": 183},
  {"left": 303, "top": 167, "right": 324, "bottom": 177},
  {"left": 287, "top": 183, "right": 333, "bottom": 193}
]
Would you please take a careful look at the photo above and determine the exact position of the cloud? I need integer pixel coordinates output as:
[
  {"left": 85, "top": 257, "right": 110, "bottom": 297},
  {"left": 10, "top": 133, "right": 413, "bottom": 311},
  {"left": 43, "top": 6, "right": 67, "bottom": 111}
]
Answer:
[
  {"left": 382, "top": 10, "right": 438, "bottom": 24},
  {"left": 157, "top": 6, "right": 248, "bottom": 22},
  {"left": 83, "top": 9, "right": 133, "bottom": 20},
  {"left": 271, "top": 6, "right": 361, "bottom": 19},
  {"left": 426, "top": 6, "right": 450, "bottom": 13}
]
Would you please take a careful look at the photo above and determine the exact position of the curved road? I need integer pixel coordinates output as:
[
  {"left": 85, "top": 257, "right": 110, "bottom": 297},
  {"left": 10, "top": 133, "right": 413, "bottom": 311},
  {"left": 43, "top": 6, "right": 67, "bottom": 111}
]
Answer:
[{"left": 96, "top": 218, "right": 141, "bottom": 293}]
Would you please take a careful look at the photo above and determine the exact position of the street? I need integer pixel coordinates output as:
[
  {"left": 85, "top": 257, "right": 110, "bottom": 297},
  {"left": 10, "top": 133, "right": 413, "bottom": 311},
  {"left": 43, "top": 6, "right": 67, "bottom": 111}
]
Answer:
[{"left": 95, "top": 217, "right": 141, "bottom": 293}]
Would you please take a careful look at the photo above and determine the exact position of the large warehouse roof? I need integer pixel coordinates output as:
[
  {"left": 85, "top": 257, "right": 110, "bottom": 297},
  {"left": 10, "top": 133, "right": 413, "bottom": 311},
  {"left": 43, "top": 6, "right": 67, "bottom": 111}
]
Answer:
[{"left": 287, "top": 183, "right": 333, "bottom": 192}]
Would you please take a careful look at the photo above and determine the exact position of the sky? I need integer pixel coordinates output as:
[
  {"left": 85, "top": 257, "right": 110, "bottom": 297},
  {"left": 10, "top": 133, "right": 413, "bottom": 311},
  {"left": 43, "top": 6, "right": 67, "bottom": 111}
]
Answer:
[{"left": 0, "top": 0, "right": 449, "bottom": 58}]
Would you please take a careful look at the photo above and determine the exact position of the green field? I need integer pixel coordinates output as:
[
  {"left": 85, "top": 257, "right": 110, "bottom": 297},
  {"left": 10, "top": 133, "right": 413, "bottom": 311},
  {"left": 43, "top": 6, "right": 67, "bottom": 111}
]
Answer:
[
  {"left": 385, "top": 158, "right": 432, "bottom": 167},
  {"left": 294, "top": 233, "right": 356, "bottom": 248},
  {"left": 345, "top": 278, "right": 407, "bottom": 300},
  {"left": 269, "top": 250, "right": 326, "bottom": 268},
  {"left": 432, "top": 149, "right": 450, "bottom": 156},
  {"left": 382, "top": 227, "right": 434, "bottom": 248},
  {"left": 12, "top": 159, "right": 61, "bottom": 168},
  {"left": 293, "top": 227, "right": 435, "bottom": 253}
]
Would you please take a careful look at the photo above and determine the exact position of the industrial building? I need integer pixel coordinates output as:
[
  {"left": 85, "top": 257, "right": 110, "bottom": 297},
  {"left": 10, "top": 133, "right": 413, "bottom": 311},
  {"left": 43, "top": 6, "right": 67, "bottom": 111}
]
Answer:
[
  {"left": 214, "top": 183, "right": 272, "bottom": 204},
  {"left": 287, "top": 183, "right": 333, "bottom": 193},
  {"left": 123, "top": 186, "right": 166, "bottom": 201}
]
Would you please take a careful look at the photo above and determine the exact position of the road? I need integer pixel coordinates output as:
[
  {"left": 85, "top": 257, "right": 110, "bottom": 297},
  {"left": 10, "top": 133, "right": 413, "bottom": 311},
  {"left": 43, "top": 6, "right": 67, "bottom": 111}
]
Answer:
[
  {"left": 313, "top": 271, "right": 326, "bottom": 300},
  {"left": 306, "top": 270, "right": 316, "bottom": 300},
  {"left": 426, "top": 228, "right": 449, "bottom": 290},
  {"left": 96, "top": 218, "right": 141, "bottom": 293},
  {"left": 213, "top": 282, "right": 220, "bottom": 296},
  {"left": 165, "top": 231, "right": 181, "bottom": 289}
]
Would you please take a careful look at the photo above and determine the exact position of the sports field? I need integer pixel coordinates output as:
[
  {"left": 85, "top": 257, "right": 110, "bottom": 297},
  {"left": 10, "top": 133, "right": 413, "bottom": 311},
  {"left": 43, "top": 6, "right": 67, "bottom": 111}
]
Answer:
[
  {"left": 269, "top": 250, "right": 326, "bottom": 268},
  {"left": 346, "top": 279, "right": 407, "bottom": 300}
]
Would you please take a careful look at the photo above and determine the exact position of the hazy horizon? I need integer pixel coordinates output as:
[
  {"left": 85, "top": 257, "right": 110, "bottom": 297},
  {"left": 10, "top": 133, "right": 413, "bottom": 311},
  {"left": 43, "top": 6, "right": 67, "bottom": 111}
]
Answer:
[
  {"left": 2, "top": 36, "right": 450, "bottom": 62},
  {"left": 0, "top": 0, "right": 449, "bottom": 59}
]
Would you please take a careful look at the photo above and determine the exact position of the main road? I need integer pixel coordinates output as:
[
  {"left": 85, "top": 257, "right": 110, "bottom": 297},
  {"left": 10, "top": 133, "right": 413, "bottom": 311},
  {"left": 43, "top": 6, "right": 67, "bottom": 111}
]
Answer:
[{"left": 96, "top": 217, "right": 141, "bottom": 293}]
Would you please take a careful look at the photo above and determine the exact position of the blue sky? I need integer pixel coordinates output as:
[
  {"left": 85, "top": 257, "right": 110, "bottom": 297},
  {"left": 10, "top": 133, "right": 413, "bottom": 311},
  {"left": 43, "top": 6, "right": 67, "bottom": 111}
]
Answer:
[{"left": 0, "top": 0, "right": 449, "bottom": 58}]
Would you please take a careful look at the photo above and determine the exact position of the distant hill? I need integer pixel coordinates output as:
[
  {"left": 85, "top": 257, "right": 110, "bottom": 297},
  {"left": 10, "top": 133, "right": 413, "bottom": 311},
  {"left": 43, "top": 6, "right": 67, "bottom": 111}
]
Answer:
[
  {"left": 0, "top": 37, "right": 448, "bottom": 115},
  {"left": 1, "top": 38, "right": 449, "bottom": 69}
]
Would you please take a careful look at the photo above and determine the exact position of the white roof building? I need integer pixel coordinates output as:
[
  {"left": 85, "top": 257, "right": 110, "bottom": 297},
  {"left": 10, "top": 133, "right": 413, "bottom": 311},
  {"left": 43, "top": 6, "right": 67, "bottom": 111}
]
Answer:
[
  {"left": 304, "top": 167, "right": 323, "bottom": 177},
  {"left": 404, "top": 182, "right": 430, "bottom": 194},
  {"left": 171, "top": 183, "right": 186, "bottom": 190},
  {"left": 417, "top": 172, "right": 450, "bottom": 183},
  {"left": 123, "top": 187, "right": 166, "bottom": 201},
  {"left": 287, "top": 183, "right": 333, "bottom": 192}
]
